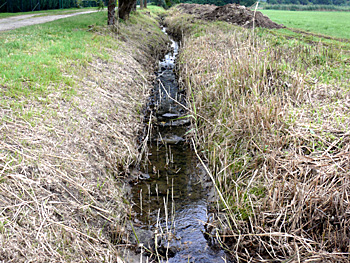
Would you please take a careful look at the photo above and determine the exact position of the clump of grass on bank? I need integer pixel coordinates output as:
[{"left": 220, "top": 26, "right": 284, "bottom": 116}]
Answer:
[
  {"left": 165, "top": 7, "right": 350, "bottom": 262},
  {"left": 0, "top": 9, "right": 168, "bottom": 262}
]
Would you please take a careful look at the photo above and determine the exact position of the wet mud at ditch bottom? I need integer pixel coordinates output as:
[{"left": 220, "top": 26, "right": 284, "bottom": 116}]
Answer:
[{"left": 129, "top": 28, "right": 229, "bottom": 262}]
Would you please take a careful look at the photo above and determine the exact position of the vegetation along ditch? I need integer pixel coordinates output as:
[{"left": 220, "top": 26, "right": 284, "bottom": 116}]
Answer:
[
  {"left": 0, "top": 8, "right": 170, "bottom": 262},
  {"left": 1, "top": 3, "right": 350, "bottom": 263},
  {"left": 164, "top": 4, "right": 350, "bottom": 262},
  {"left": 128, "top": 27, "right": 229, "bottom": 262}
]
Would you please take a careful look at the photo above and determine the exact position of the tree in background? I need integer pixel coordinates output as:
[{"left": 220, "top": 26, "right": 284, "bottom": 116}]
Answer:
[
  {"left": 107, "top": 0, "right": 137, "bottom": 25},
  {"left": 119, "top": 0, "right": 137, "bottom": 19},
  {"left": 139, "top": 0, "right": 148, "bottom": 9},
  {"left": 153, "top": 0, "right": 166, "bottom": 8},
  {"left": 154, "top": 0, "right": 179, "bottom": 8},
  {"left": 107, "top": 0, "right": 116, "bottom": 25},
  {"left": 176, "top": 0, "right": 349, "bottom": 6}
]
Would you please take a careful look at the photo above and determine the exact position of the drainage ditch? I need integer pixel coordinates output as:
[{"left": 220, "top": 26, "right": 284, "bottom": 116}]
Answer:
[{"left": 130, "top": 27, "right": 228, "bottom": 263}]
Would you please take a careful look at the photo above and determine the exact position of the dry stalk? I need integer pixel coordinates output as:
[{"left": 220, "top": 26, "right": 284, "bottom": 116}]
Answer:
[
  {"left": 0, "top": 15, "right": 168, "bottom": 262},
  {"left": 166, "top": 10, "right": 350, "bottom": 262}
]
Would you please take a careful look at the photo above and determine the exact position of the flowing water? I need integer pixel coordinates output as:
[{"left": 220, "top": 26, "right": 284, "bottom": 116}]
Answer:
[{"left": 131, "top": 28, "right": 228, "bottom": 263}]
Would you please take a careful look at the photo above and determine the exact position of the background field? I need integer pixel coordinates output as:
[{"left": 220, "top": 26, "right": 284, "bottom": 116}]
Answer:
[{"left": 261, "top": 9, "right": 350, "bottom": 39}]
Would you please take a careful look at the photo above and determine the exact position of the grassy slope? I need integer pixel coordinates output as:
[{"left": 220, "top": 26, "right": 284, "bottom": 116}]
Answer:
[
  {"left": 0, "top": 8, "right": 168, "bottom": 262},
  {"left": 0, "top": 12, "right": 108, "bottom": 101},
  {"left": 166, "top": 7, "right": 350, "bottom": 262},
  {"left": 261, "top": 9, "right": 350, "bottom": 39}
]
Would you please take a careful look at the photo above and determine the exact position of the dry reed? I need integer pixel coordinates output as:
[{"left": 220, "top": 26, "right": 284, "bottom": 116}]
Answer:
[
  {"left": 165, "top": 8, "right": 350, "bottom": 262},
  {"left": 0, "top": 13, "right": 168, "bottom": 262}
]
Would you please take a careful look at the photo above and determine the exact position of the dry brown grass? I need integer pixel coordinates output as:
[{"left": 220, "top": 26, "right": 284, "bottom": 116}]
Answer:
[
  {"left": 0, "top": 11, "right": 168, "bottom": 263},
  {"left": 165, "top": 9, "right": 350, "bottom": 262}
]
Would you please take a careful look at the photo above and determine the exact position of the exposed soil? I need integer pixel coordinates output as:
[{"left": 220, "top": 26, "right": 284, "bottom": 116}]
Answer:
[
  {"left": 0, "top": 10, "right": 97, "bottom": 31},
  {"left": 176, "top": 3, "right": 284, "bottom": 29}
]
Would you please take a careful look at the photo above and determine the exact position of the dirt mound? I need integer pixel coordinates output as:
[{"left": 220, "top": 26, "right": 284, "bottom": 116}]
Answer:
[
  {"left": 176, "top": 3, "right": 284, "bottom": 29},
  {"left": 176, "top": 3, "right": 216, "bottom": 16}
]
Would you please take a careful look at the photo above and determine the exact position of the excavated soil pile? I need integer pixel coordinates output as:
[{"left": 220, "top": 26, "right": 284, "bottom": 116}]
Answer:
[{"left": 176, "top": 3, "right": 284, "bottom": 29}]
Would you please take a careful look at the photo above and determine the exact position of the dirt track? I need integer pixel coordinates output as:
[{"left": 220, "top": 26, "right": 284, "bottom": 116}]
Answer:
[{"left": 0, "top": 10, "right": 97, "bottom": 31}]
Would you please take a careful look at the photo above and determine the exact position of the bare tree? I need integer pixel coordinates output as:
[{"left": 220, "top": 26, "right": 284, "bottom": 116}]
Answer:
[
  {"left": 118, "top": 0, "right": 137, "bottom": 20},
  {"left": 108, "top": 0, "right": 116, "bottom": 25}
]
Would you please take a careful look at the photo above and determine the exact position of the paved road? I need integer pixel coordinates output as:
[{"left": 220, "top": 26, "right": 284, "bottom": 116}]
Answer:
[{"left": 0, "top": 10, "right": 98, "bottom": 31}]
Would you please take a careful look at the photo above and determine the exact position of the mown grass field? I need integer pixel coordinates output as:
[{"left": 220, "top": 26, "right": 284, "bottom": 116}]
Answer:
[
  {"left": 0, "top": 11, "right": 111, "bottom": 104},
  {"left": 261, "top": 9, "right": 350, "bottom": 39}
]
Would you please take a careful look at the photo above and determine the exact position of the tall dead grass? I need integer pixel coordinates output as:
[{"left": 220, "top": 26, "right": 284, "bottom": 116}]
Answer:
[
  {"left": 0, "top": 13, "right": 168, "bottom": 263},
  {"left": 166, "top": 10, "right": 350, "bottom": 262}
]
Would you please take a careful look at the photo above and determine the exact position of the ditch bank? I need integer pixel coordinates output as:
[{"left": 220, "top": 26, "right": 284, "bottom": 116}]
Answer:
[
  {"left": 124, "top": 27, "right": 230, "bottom": 262},
  {"left": 164, "top": 7, "right": 350, "bottom": 263},
  {"left": 0, "top": 10, "right": 170, "bottom": 263}
]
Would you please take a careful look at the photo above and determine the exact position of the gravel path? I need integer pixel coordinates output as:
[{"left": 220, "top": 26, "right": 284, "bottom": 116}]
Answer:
[{"left": 0, "top": 10, "right": 98, "bottom": 31}]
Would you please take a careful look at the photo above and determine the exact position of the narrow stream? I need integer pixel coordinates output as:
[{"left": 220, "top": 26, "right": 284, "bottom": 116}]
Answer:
[{"left": 131, "top": 28, "right": 228, "bottom": 263}]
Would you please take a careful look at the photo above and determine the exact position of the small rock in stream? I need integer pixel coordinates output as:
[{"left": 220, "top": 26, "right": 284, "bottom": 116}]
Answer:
[
  {"left": 129, "top": 227, "right": 155, "bottom": 252},
  {"left": 158, "top": 135, "right": 184, "bottom": 144},
  {"left": 162, "top": 113, "right": 180, "bottom": 118},
  {"left": 159, "top": 118, "right": 191, "bottom": 127}
]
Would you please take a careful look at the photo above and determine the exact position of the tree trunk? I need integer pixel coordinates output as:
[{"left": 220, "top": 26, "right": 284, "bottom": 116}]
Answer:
[
  {"left": 132, "top": 1, "right": 136, "bottom": 11},
  {"left": 140, "top": 0, "right": 144, "bottom": 9},
  {"left": 118, "top": 0, "right": 137, "bottom": 20},
  {"left": 108, "top": 0, "right": 116, "bottom": 25},
  {"left": 144, "top": 0, "right": 147, "bottom": 8}
]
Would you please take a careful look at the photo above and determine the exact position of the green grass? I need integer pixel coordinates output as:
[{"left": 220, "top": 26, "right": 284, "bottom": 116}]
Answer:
[
  {"left": 146, "top": 4, "right": 168, "bottom": 16},
  {"left": 0, "top": 7, "right": 97, "bottom": 19},
  {"left": 261, "top": 4, "right": 350, "bottom": 12},
  {"left": 0, "top": 11, "right": 112, "bottom": 102},
  {"left": 261, "top": 10, "right": 350, "bottom": 39}
]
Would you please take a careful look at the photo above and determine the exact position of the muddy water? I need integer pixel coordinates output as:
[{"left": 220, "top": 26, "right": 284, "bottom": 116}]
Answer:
[{"left": 131, "top": 28, "right": 228, "bottom": 263}]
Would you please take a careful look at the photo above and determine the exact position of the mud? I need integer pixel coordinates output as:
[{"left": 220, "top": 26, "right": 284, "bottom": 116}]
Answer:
[{"left": 176, "top": 3, "right": 284, "bottom": 29}]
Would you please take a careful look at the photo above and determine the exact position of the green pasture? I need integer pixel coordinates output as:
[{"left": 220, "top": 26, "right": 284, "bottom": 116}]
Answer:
[
  {"left": 0, "top": 11, "right": 113, "bottom": 104},
  {"left": 261, "top": 10, "right": 350, "bottom": 39}
]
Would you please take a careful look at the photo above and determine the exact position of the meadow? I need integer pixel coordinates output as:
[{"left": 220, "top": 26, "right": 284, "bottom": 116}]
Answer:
[{"left": 261, "top": 9, "right": 350, "bottom": 39}]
